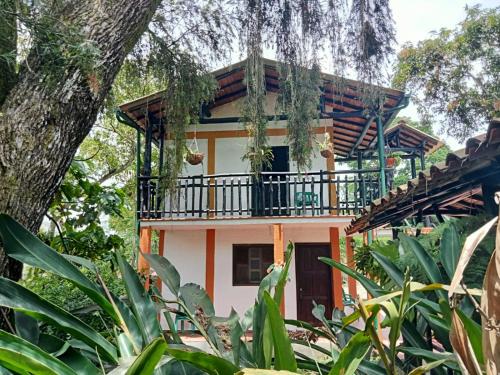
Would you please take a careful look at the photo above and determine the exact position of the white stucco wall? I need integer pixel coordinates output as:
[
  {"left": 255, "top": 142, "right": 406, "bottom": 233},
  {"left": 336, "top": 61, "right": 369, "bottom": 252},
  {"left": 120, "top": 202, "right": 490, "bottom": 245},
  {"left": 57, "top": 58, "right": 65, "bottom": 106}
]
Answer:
[{"left": 161, "top": 225, "right": 337, "bottom": 320}]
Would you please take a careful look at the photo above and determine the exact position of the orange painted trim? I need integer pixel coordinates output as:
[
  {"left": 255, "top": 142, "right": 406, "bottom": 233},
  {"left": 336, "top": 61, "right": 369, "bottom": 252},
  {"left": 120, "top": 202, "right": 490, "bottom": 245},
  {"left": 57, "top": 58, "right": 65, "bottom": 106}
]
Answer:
[
  {"left": 273, "top": 224, "right": 285, "bottom": 315},
  {"left": 156, "top": 230, "right": 166, "bottom": 291},
  {"left": 138, "top": 227, "right": 152, "bottom": 274},
  {"left": 345, "top": 236, "right": 357, "bottom": 298},
  {"left": 181, "top": 126, "right": 329, "bottom": 140},
  {"left": 329, "top": 227, "right": 344, "bottom": 310},
  {"left": 205, "top": 229, "right": 216, "bottom": 302}
]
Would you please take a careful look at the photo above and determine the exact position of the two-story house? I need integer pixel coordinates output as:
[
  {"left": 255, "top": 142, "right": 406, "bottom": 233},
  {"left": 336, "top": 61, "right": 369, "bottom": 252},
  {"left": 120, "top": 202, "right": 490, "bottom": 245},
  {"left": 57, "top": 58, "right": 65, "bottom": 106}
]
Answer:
[{"left": 116, "top": 59, "right": 437, "bottom": 323}]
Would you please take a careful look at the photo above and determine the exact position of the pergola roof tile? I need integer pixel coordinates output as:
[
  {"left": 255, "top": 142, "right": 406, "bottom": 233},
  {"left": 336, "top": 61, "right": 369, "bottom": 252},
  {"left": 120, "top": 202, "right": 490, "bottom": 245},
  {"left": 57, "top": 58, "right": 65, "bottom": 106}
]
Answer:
[
  {"left": 119, "top": 58, "right": 407, "bottom": 157},
  {"left": 345, "top": 118, "right": 500, "bottom": 235}
]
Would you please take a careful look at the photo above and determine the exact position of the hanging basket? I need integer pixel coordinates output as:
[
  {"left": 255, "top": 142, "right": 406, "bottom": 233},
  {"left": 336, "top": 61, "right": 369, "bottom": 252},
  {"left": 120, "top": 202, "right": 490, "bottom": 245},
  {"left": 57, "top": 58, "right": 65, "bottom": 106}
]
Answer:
[
  {"left": 386, "top": 157, "right": 397, "bottom": 168},
  {"left": 320, "top": 145, "right": 334, "bottom": 159},
  {"left": 186, "top": 151, "right": 204, "bottom": 165}
]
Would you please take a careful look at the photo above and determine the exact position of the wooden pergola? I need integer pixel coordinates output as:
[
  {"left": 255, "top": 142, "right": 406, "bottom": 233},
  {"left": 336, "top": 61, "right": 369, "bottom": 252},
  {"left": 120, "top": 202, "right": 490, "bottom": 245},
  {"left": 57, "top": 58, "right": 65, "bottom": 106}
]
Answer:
[
  {"left": 117, "top": 58, "right": 409, "bottom": 200},
  {"left": 346, "top": 118, "right": 500, "bottom": 235}
]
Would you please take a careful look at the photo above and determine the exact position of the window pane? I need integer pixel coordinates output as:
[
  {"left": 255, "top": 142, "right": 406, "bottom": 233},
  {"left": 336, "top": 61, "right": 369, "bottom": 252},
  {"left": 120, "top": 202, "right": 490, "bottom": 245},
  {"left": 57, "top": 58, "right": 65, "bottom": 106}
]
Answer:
[
  {"left": 233, "top": 244, "right": 273, "bottom": 285},
  {"left": 250, "top": 271, "right": 261, "bottom": 282}
]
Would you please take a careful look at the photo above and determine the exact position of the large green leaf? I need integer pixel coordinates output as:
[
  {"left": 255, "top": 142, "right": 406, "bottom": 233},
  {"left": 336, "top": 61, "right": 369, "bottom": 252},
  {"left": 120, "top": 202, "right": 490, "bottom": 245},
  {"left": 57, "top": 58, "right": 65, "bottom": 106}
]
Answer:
[
  {"left": 319, "top": 257, "right": 383, "bottom": 297},
  {"left": 370, "top": 252, "right": 403, "bottom": 287},
  {"left": 400, "top": 234, "right": 447, "bottom": 300},
  {"left": 273, "top": 242, "right": 293, "bottom": 306},
  {"left": 115, "top": 252, "right": 161, "bottom": 345},
  {"left": 236, "top": 370, "right": 297, "bottom": 374},
  {"left": 262, "top": 292, "right": 297, "bottom": 372},
  {"left": 14, "top": 311, "right": 39, "bottom": 345},
  {"left": 252, "top": 299, "right": 271, "bottom": 369},
  {"left": 126, "top": 338, "right": 167, "bottom": 375},
  {"left": 319, "top": 256, "right": 429, "bottom": 350},
  {"left": 408, "top": 358, "right": 452, "bottom": 375},
  {"left": 143, "top": 254, "right": 180, "bottom": 296},
  {"left": 165, "top": 347, "right": 240, "bottom": 375},
  {"left": 179, "top": 283, "right": 215, "bottom": 317},
  {"left": 440, "top": 225, "right": 460, "bottom": 280},
  {"left": 0, "top": 330, "right": 77, "bottom": 375},
  {"left": 0, "top": 214, "right": 117, "bottom": 321},
  {"left": 0, "top": 277, "right": 117, "bottom": 363},
  {"left": 37, "top": 334, "right": 101, "bottom": 375},
  {"left": 328, "top": 331, "right": 370, "bottom": 375},
  {"left": 456, "top": 309, "right": 483, "bottom": 365},
  {"left": 399, "top": 347, "right": 459, "bottom": 371}
]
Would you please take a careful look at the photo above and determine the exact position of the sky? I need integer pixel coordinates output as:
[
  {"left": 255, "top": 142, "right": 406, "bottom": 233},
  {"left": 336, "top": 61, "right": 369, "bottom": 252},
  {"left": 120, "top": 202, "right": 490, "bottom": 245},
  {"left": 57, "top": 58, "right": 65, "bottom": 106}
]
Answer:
[{"left": 385, "top": 0, "right": 498, "bottom": 149}]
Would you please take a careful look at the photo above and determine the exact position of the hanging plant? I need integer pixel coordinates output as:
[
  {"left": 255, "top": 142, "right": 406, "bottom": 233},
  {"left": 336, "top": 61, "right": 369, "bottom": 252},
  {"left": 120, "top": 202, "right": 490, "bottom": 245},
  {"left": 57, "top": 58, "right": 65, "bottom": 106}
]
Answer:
[
  {"left": 318, "top": 132, "right": 334, "bottom": 158},
  {"left": 185, "top": 139, "right": 204, "bottom": 166},
  {"left": 147, "top": 39, "right": 217, "bottom": 196},
  {"left": 240, "top": 0, "right": 271, "bottom": 176},
  {"left": 385, "top": 153, "right": 401, "bottom": 168},
  {"left": 278, "top": 60, "right": 322, "bottom": 171},
  {"left": 237, "top": 0, "right": 396, "bottom": 173}
]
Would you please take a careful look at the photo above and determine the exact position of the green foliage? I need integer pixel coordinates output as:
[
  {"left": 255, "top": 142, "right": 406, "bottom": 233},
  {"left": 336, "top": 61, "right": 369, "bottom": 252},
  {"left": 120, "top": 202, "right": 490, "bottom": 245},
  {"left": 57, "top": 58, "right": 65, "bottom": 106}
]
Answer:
[
  {"left": 397, "top": 215, "right": 495, "bottom": 287},
  {"left": 278, "top": 62, "right": 321, "bottom": 172},
  {"left": 354, "top": 215, "right": 495, "bottom": 290},
  {"left": 353, "top": 239, "right": 398, "bottom": 285},
  {"left": 22, "top": 262, "right": 125, "bottom": 337},
  {"left": 393, "top": 5, "right": 500, "bottom": 140},
  {"left": 2, "top": 214, "right": 489, "bottom": 374},
  {"left": 43, "top": 160, "right": 126, "bottom": 261}
]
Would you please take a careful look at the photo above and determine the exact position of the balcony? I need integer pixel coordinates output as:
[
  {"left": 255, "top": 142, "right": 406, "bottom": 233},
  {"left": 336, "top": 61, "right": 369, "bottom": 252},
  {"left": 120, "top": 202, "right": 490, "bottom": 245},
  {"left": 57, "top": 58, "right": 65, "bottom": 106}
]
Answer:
[{"left": 138, "top": 169, "right": 383, "bottom": 220}]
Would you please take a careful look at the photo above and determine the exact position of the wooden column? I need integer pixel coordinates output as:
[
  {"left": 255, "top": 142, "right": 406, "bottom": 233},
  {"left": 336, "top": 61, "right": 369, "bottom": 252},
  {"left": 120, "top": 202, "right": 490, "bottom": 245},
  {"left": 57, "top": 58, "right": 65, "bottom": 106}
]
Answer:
[
  {"left": 208, "top": 136, "right": 216, "bottom": 217},
  {"left": 205, "top": 229, "right": 216, "bottom": 302},
  {"left": 138, "top": 227, "right": 152, "bottom": 274},
  {"left": 329, "top": 227, "right": 344, "bottom": 310},
  {"left": 345, "top": 236, "right": 357, "bottom": 298},
  {"left": 327, "top": 127, "right": 337, "bottom": 214},
  {"left": 273, "top": 224, "right": 285, "bottom": 315},
  {"left": 156, "top": 230, "right": 166, "bottom": 291}
]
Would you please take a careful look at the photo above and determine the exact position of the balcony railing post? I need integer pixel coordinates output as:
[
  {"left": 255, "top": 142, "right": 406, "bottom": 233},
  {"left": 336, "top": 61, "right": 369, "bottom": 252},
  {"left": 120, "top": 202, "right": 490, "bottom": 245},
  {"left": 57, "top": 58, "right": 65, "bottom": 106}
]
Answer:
[
  {"left": 136, "top": 169, "right": 382, "bottom": 220},
  {"left": 319, "top": 170, "right": 324, "bottom": 215}
]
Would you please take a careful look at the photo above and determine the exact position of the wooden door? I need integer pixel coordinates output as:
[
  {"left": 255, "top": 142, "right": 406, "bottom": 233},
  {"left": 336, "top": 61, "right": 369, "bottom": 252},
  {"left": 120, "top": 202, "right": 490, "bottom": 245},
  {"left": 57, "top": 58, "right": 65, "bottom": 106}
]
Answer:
[
  {"left": 252, "top": 146, "right": 289, "bottom": 216},
  {"left": 295, "top": 243, "right": 333, "bottom": 324}
]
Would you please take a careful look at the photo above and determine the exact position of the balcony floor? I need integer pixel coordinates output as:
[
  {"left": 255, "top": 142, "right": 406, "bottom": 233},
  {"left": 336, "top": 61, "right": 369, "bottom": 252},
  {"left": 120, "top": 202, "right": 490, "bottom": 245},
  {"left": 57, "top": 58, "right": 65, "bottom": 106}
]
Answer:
[{"left": 141, "top": 213, "right": 354, "bottom": 231}]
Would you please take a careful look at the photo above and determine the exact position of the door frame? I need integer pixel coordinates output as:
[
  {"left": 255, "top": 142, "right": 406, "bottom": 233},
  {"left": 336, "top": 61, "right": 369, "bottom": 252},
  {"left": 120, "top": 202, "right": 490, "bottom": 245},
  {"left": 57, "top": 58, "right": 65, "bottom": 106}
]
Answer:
[{"left": 294, "top": 242, "right": 333, "bottom": 323}]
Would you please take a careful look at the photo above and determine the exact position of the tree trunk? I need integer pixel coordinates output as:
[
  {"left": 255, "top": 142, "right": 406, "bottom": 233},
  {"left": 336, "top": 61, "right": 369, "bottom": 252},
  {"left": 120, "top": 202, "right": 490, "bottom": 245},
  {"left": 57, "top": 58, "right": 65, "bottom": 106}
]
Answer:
[
  {"left": 0, "top": 0, "right": 17, "bottom": 105},
  {"left": 0, "top": 0, "right": 160, "bottom": 294}
]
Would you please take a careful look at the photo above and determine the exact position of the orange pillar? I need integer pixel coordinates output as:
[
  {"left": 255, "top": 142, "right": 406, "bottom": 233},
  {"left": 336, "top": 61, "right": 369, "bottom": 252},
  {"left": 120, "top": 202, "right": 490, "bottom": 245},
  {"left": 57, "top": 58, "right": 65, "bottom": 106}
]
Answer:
[
  {"left": 156, "top": 230, "right": 166, "bottom": 291},
  {"left": 273, "top": 224, "right": 285, "bottom": 315},
  {"left": 205, "top": 229, "right": 216, "bottom": 301},
  {"left": 345, "top": 235, "right": 357, "bottom": 298},
  {"left": 138, "top": 227, "right": 152, "bottom": 274},
  {"left": 329, "top": 227, "right": 344, "bottom": 310}
]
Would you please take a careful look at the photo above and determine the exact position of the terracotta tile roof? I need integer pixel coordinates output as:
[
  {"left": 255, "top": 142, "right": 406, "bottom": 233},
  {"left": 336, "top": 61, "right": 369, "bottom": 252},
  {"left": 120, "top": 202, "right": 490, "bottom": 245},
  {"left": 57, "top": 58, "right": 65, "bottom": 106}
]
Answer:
[
  {"left": 384, "top": 120, "right": 443, "bottom": 154},
  {"left": 118, "top": 58, "right": 407, "bottom": 157},
  {"left": 346, "top": 118, "right": 500, "bottom": 235}
]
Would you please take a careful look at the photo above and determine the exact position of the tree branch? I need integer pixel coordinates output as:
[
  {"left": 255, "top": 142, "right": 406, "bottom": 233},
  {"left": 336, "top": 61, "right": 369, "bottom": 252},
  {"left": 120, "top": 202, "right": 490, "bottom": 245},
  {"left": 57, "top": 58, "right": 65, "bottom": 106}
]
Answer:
[{"left": 97, "top": 153, "right": 135, "bottom": 184}]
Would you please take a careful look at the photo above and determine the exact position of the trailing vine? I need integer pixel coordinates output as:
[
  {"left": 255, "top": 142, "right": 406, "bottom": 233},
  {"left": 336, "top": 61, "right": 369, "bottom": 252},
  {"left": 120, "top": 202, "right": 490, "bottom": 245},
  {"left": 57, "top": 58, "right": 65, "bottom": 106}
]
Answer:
[
  {"left": 240, "top": 0, "right": 272, "bottom": 175},
  {"left": 146, "top": 37, "right": 217, "bottom": 196},
  {"left": 239, "top": 0, "right": 395, "bottom": 174},
  {"left": 278, "top": 61, "right": 321, "bottom": 171}
]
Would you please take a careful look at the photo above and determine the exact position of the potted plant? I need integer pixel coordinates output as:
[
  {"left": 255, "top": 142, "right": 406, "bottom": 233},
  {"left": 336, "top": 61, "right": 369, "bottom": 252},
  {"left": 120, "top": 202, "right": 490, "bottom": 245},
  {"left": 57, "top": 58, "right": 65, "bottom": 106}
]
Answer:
[
  {"left": 185, "top": 145, "right": 204, "bottom": 165},
  {"left": 385, "top": 153, "right": 400, "bottom": 168},
  {"left": 318, "top": 132, "right": 334, "bottom": 158}
]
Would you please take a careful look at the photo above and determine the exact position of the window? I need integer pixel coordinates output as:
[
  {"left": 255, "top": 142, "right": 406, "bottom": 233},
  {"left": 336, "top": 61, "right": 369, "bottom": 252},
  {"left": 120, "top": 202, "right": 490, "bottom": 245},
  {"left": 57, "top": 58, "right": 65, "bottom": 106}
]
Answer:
[{"left": 233, "top": 244, "right": 274, "bottom": 285}]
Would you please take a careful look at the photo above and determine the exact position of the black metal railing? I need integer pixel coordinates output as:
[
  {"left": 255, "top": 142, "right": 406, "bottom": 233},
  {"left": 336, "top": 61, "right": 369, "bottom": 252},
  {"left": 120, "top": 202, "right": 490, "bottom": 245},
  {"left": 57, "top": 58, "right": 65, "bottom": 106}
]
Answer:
[{"left": 138, "top": 169, "right": 383, "bottom": 219}]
